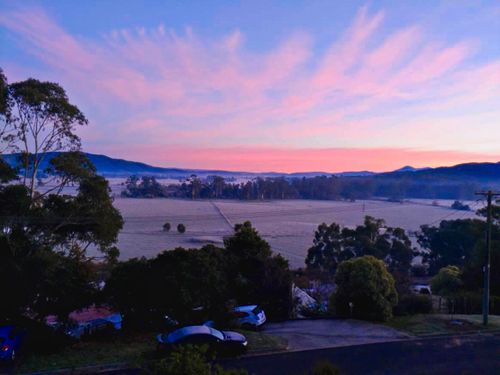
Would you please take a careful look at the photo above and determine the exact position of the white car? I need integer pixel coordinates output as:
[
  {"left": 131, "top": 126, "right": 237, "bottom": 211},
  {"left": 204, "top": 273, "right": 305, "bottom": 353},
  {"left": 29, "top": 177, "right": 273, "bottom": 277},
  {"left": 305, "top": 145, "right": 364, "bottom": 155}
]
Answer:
[
  {"left": 230, "top": 305, "right": 267, "bottom": 330},
  {"left": 412, "top": 284, "right": 432, "bottom": 295}
]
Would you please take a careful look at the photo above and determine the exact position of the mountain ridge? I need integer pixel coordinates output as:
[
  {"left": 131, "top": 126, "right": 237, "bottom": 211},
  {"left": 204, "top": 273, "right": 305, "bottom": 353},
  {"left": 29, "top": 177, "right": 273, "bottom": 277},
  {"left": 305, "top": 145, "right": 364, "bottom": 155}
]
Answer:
[
  {"left": 0, "top": 152, "right": 381, "bottom": 178},
  {"left": 2, "top": 152, "right": 499, "bottom": 182}
]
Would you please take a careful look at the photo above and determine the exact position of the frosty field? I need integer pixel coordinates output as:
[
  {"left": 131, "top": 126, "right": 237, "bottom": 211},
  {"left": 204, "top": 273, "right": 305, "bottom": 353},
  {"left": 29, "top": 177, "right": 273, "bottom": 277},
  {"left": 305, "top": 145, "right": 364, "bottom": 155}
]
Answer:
[{"left": 106, "top": 198, "right": 482, "bottom": 269}]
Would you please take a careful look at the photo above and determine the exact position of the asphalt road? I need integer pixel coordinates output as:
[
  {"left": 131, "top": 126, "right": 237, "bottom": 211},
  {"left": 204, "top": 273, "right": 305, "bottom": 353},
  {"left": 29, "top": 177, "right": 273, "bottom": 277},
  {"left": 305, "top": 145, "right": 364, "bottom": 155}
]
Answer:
[{"left": 220, "top": 333, "right": 500, "bottom": 375}]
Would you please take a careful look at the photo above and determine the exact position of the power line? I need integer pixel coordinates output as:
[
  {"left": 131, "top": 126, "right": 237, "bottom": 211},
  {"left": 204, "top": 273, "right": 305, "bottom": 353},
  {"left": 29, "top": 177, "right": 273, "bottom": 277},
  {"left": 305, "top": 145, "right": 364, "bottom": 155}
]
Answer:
[{"left": 426, "top": 200, "right": 483, "bottom": 226}]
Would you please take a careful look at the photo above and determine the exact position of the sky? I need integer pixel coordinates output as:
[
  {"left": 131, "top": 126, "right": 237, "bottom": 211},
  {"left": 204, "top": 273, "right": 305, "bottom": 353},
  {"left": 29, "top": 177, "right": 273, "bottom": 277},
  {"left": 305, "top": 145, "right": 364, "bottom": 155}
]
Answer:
[{"left": 1, "top": 0, "right": 499, "bottom": 173}]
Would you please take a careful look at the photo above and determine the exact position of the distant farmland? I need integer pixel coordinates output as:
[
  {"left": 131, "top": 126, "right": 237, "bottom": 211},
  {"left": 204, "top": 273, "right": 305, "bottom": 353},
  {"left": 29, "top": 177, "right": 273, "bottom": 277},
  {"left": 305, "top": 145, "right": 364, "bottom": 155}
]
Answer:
[{"left": 101, "top": 198, "right": 482, "bottom": 269}]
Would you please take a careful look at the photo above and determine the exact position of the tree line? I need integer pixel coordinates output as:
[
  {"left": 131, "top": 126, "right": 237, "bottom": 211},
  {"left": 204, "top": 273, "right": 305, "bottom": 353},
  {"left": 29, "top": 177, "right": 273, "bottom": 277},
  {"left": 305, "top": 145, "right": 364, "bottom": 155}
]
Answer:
[
  {"left": 105, "top": 221, "right": 292, "bottom": 326},
  {"left": 121, "top": 173, "right": 481, "bottom": 201}
]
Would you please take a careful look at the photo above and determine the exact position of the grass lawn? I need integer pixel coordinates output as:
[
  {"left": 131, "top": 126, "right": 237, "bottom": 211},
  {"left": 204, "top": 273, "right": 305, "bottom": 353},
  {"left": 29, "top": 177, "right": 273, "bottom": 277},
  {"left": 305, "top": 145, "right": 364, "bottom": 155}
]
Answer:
[
  {"left": 14, "top": 329, "right": 287, "bottom": 373},
  {"left": 15, "top": 332, "right": 156, "bottom": 373},
  {"left": 386, "top": 314, "right": 500, "bottom": 336}
]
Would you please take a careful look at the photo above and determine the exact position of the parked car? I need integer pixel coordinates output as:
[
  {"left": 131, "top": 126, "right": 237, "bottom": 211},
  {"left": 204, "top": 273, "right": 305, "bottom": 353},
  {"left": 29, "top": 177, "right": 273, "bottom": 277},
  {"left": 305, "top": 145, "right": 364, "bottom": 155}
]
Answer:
[
  {"left": 156, "top": 325, "right": 247, "bottom": 357},
  {"left": 230, "top": 305, "right": 266, "bottom": 330},
  {"left": 47, "top": 306, "right": 122, "bottom": 339},
  {"left": 0, "top": 326, "right": 24, "bottom": 362}
]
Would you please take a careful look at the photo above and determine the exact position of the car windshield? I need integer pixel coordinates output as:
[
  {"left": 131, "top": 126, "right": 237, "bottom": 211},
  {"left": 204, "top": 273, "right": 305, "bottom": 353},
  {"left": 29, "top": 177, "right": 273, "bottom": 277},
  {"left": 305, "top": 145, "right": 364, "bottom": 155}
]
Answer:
[
  {"left": 209, "top": 328, "right": 225, "bottom": 340},
  {"left": 168, "top": 328, "right": 191, "bottom": 343},
  {"left": 168, "top": 326, "right": 222, "bottom": 343}
]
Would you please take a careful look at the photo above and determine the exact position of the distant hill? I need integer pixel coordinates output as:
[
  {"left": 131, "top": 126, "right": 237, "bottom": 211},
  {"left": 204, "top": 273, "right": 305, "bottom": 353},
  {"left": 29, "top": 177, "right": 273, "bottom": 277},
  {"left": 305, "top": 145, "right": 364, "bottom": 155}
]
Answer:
[
  {"left": 0, "top": 152, "right": 376, "bottom": 179},
  {"left": 392, "top": 165, "right": 430, "bottom": 173},
  {"left": 2, "top": 152, "right": 498, "bottom": 185},
  {"left": 379, "top": 162, "right": 500, "bottom": 184},
  {"left": 1, "top": 152, "right": 253, "bottom": 179}
]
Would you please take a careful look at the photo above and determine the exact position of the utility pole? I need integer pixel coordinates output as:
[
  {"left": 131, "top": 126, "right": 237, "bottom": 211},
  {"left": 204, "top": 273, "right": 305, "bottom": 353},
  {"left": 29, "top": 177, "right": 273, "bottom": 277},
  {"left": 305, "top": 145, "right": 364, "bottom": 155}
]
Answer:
[{"left": 475, "top": 190, "right": 500, "bottom": 325}]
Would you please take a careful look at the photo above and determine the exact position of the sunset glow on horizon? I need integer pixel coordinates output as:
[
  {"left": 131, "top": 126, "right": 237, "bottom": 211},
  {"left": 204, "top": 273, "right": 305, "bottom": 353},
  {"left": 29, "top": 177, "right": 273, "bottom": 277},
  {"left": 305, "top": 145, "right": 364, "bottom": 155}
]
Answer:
[{"left": 1, "top": 1, "right": 499, "bottom": 172}]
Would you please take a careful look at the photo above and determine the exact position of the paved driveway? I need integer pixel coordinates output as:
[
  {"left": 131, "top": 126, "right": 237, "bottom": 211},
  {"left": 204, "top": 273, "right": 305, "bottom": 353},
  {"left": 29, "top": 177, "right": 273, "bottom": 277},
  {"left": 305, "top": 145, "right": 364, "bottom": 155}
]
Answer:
[{"left": 264, "top": 319, "right": 410, "bottom": 351}]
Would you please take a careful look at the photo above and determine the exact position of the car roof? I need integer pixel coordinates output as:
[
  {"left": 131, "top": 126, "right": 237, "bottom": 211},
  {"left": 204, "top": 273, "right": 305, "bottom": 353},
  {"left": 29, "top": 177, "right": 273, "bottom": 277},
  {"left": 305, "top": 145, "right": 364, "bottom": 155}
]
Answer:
[
  {"left": 233, "top": 305, "right": 258, "bottom": 312},
  {"left": 168, "top": 326, "right": 223, "bottom": 343}
]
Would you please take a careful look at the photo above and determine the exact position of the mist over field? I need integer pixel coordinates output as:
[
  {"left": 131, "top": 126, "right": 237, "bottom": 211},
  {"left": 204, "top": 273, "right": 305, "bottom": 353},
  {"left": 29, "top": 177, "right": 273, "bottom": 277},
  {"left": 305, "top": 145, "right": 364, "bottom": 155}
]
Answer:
[{"left": 105, "top": 197, "right": 481, "bottom": 269}]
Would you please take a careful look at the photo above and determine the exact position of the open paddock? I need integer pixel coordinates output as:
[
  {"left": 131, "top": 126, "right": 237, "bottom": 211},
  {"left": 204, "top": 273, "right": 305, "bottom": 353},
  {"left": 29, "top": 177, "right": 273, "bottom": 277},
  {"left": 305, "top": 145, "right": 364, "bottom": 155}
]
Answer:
[{"left": 102, "top": 198, "right": 483, "bottom": 269}]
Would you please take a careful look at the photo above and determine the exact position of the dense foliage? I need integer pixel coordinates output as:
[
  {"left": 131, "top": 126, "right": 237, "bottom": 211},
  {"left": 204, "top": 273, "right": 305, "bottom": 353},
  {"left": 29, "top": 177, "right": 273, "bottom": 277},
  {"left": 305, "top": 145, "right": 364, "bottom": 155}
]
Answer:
[
  {"left": 145, "top": 345, "right": 247, "bottom": 375},
  {"left": 418, "top": 205, "right": 500, "bottom": 298},
  {"left": 306, "top": 216, "right": 414, "bottom": 294},
  {"left": 431, "top": 266, "right": 463, "bottom": 296},
  {"left": 418, "top": 219, "right": 487, "bottom": 274},
  {"left": 105, "top": 221, "right": 293, "bottom": 326},
  {"left": 121, "top": 175, "right": 168, "bottom": 198},
  {"left": 393, "top": 294, "right": 433, "bottom": 315},
  {"left": 330, "top": 256, "right": 398, "bottom": 321},
  {"left": 0, "top": 157, "right": 122, "bottom": 322}
]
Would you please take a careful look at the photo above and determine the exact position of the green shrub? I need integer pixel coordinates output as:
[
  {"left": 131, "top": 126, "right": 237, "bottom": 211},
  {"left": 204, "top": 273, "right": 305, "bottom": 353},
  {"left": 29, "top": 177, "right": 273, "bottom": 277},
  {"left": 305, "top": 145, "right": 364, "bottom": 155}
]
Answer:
[
  {"left": 431, "top": 266, "right": 462, "bottom": 296},
  {"left": 145, "top": 345, "right": 247, "bottom": 375},
  {"left": 394, "top": 294, "right": 433, "bottom": 315},
  {"left": 330, "top": 256, "right": 398, "bottom": 321}
]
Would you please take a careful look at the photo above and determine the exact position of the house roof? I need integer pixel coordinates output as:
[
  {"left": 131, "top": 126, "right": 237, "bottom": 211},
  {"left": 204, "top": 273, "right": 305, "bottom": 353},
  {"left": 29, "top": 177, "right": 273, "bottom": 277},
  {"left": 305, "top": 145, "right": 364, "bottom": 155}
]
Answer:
[{"left": 46, "top": 305, "right": 117, "bottom": 324}]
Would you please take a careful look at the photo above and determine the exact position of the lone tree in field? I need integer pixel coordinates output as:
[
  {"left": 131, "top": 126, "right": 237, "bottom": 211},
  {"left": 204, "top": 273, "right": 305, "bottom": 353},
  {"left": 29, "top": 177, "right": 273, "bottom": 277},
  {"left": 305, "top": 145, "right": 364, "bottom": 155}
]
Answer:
[
  {"left": 163, "top": 222, "right": 171, "bottom": 231},
  {"left": 6, "top": 78, "right": 88, "bottom": 197},
  {"left": 330, "top": 256, "right": 398, "bottom": 321},
  {"left": 177, "top": 223, "right": 186, "bottom": 233}
]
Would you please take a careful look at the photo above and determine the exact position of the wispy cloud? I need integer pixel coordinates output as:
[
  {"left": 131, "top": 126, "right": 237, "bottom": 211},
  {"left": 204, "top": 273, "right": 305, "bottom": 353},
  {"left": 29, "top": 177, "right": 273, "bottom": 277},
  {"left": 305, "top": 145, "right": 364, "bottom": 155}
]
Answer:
[{"left": 1, "top": 4, "right": 499, "bottom": 171}]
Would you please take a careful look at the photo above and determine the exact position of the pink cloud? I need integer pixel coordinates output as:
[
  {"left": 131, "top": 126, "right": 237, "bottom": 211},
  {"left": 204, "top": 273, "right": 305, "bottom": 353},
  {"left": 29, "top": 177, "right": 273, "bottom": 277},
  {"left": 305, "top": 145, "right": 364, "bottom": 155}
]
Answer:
[{"left": 1, "top": 5, "right": 499, "bottom": 171}]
